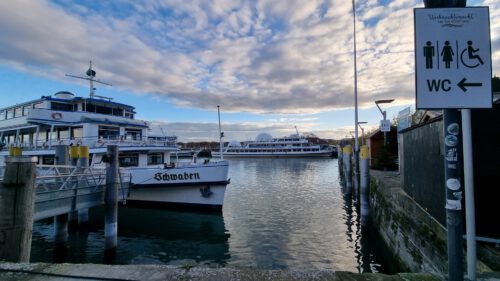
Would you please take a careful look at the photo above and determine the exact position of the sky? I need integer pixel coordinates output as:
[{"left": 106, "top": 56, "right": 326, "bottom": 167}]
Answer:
[{"left": 0, "top": 0, "right": 498, "bottom": 142}]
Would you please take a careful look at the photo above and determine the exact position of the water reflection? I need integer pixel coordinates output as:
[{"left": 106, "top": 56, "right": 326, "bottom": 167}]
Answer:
[
  {"left": 31, "top": 158, "right": 398, "bottom": 273},
  {"left": 31, "top": 207, "right": 230, "bottom": 266}
]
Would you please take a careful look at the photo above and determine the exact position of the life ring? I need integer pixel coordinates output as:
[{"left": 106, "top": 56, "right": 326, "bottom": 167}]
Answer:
[{"left": 51, "top": 112, "right": 62, "bottom": 120}]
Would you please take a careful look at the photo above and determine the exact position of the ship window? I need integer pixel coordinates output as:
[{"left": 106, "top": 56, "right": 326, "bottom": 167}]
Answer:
[
  {"left": 99, "top": 126, "right": 120, "bottom": 139},
  {"left": 14, "top": 107, "right": 23, "bottom": 118},
  {"left": 0, "top": 111, "right": 4, "bottom": 120},
  {"left": 95, "top": 105, "right": 112, "bottom": 115},
  {"left": 125, "top": 129, "right": 142, "bottom": 140},
  {"left": 72, "top": 127, "right": 83, "bottom": 140},
  {"left": 147, "top": 153, "right": 164, "bottom": 165},
  {"left": 58, "top": 128, "right": 70, "bottom": 140},
  {"left": 34, "top": 102, "right": 44, "bottom": 109},
  {"left": 119, "top": 153, "right": 139, "bottom": 167},
  {"left": 124, "top": 109, "right": 134, "bottom": 119},
  {"left": 51, "top": 102, "right": 73, "bottom": 112},
  {"left": 23, "top": 105, "right": 31, "bottom": 116},
  {"left": 42, "top": 155, "right": 55, "bottom": 165},
  {"left": 112, "top": 108, "right": 123, "bottom": 116},
  {"left": 85, "top": 103, "right": 96, "bottom": 112},
  {"left": 6, "top": 109, "right": 14, "bottom": 119}
]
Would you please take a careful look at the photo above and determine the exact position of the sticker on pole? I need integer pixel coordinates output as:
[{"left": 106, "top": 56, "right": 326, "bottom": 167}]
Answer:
[{"left": 414, "top": 7, "right": 492, "bottom": 109}]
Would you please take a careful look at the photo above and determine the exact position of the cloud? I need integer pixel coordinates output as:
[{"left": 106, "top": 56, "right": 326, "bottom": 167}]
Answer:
[{"left": 0, "top": 0, "right": 498, "bottom": 115}]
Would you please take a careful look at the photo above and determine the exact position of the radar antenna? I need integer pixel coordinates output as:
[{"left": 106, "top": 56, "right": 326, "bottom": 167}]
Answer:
[{"left": 65, "top": 61, "right": 112, "bottom": 98}]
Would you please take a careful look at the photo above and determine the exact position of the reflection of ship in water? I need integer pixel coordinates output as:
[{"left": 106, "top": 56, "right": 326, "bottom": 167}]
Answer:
[
  {"left": 95, "top": 206, "right": 230, "bottom": 265},
  {"left": 31, "top": 206, "right": 230, "bottom": 265}
]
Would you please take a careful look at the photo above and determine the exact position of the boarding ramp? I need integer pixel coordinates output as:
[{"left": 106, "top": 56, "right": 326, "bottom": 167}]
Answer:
[{"left": 0, "top": 165, "right": 130, "bottom": 221}]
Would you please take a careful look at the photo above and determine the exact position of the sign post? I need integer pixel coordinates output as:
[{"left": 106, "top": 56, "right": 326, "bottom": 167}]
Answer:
[{"left": 415, "top": 4, "right": 492, "bottom": 281}]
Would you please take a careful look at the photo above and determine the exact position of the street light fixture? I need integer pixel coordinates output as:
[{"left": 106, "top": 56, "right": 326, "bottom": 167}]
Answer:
[
  {"left": 374, "top": 99, "right": 394, "bottom": 146},
  {"left": 357, "top": 121, "right": 367, "bottom": 145}
]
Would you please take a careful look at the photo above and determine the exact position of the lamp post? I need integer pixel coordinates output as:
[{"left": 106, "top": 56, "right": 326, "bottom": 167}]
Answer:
[
  {"left": 357, "top": 121, "right": 367, "bottom": 145},
  {"left": 352, "top": 0, "right": 360, "bottom": 194},
  {"left": 374, "top": 99, "right": 394, "bottom": 146}
]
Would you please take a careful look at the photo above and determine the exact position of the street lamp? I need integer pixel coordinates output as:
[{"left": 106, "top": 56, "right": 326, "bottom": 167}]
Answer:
[
  {"left": 357, "top": 121, "right": 367, "bottom": 145},
  {"left": 374, "top": 99, "right": 394, "bottom": 146}
]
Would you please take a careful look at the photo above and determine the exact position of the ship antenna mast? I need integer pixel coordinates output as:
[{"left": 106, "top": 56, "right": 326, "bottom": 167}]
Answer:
[
  {"left": 218, "top": 105, "right": 224, "bottom": 160},
  {"left": 295, "top": 125, "right": 300, "bottom": 136},
  {"left": 65, "top": 61, "right": 112, "bottom": 98}
]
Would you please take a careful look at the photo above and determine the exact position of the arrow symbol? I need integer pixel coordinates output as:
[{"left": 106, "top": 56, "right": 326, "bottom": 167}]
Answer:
[{"left": 458, "top": 77, "right": 482, "bottom": 92}]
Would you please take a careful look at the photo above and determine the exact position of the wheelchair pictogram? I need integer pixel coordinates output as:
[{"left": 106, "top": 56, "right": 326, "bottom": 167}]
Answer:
[{"left": 460, "top": 40, "right": 484, "bottom": 68}]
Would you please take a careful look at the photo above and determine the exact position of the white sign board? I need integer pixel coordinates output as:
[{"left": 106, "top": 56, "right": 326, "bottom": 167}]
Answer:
[
  {"left": 380, "top": 120, "right": 391, "bottom": 132},
  {"left": 414, "top": 7, "right": 492, "bottom": 109}
]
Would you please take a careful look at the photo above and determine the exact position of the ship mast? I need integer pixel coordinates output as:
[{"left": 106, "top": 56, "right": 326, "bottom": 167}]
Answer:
[
  {"left": 217, "top": 105, "right": 224, "bottom": 160},
  {"left": 66, "top": 61, "right": 112, "bottom": 98}
]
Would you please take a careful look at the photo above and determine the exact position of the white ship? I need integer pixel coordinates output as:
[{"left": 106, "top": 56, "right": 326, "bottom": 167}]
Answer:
[
  {"left": 213, "top": 130, "right": 335, "bottom": 158},
  {"left": 0, "top": 63, "right": 229, "bottom": 209}
]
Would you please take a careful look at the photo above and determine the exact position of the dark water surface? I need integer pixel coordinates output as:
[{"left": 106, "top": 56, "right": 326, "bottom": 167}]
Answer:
[{"left": 31, "top": 158, "right": 399, "bottom": 273}]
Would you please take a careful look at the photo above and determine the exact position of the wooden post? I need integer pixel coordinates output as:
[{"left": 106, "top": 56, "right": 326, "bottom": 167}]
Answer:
[
  {"left": 105, "top": 145, "right": 119, "bottom": 254},
  {"left": 0, "top": 156, "right": 37, "bottom": 262}
]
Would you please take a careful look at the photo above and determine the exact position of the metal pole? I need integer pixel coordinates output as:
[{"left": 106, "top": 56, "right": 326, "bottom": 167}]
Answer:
[
  {"left": 422, "top": 1, "right": 466, "bottom": 280},
  {"left": 462, "top": 109, "right": 476, "bottom": 280},
  {"left": 383, "top": 111, "right": 387, "bottom": 146},
  {"left": 105, "top": 145, "right": 119, "bottom": 254},
  {"left": 78, "top": 146, "right": 90, "bottom": 229},
  {"left": 352, "top": 0, "right": 360, "bottom": 196},
  {"left": 217, "top": 105, "right": 223, "bottom": 160},
  {"left": 360, "top": 145, "right": 370, "bottom": 226},
  {"left": 343, "top": 145, "right": 353, "bottom": 194},
  {"left": 54, "top": 145, "right": 70, "bottom": 246}
]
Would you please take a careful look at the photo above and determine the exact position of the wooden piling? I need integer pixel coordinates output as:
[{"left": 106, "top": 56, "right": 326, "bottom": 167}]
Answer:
[
  {"left": 0, "top": 156, "right": 37, "bottom": 262},
  {"left": 105, "top": 145, "right": 119, "bottom": 254}
]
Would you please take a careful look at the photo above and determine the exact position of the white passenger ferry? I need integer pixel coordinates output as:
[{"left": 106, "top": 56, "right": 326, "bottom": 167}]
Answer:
[
  {"left": 213, "top": 131, "right": 335, "bottom": 158},
  {"left": 0, "top": 63, "right": 229, "bottom": 209}
]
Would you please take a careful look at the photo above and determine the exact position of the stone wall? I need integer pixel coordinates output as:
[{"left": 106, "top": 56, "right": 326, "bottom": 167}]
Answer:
[{"left": 370, "top": 171, "right": 448, "bottom": 278}]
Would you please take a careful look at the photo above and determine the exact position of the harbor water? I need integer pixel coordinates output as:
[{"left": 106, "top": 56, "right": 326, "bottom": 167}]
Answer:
[{"left": 31, "top": 158, "right": 400, "bottom": 273}]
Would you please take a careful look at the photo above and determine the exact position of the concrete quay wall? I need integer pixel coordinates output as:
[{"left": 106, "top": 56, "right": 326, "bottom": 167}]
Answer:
[
  {"left": 370, "top": 170, "right": 448, "bottom": 278},
  {"left": 370, "top": 170, "right": 500, "bottom": 279},
  {"left": 0, "top": 262, "right": 442, "bottom": 281}
]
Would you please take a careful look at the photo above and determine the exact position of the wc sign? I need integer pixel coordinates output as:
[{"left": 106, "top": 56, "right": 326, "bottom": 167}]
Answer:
[{"left": 414, "top": 7, "right": 492, "bottom": 109}]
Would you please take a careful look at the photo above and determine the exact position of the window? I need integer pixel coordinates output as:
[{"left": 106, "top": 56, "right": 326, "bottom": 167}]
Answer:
[
  {"left": 95, "top": 105, "right": 112, "bottom": 115},
  {"left": 72, "top": 127, "right": 83, "bottom": 140},
  {"left": 6, "top": 109, "right": 14, "bottom": 119},
  {"left": 42, "top": 155, "right": 55, "bottom": 165},
  {"left": 23, "top": 105, "right": 31, "bottom": 116},
  {"left": 14, "top": 107, "right": 23, "bottom": 118},
  {"left": 148, "top": 153, "right": 164, "bottom": 165},
  {"left": 51, "top": 102, "right": 73, "bottom": 111},
  {"left": 0, "top": 111, "right": 4, "bottom": 121},
  {"left": 58, "top": 128, "right": 70, "bottom": 140},
  {"left": 112, "top": 108, "right": 123, "bottom": 116},
  {"left": 34, "top": 102, "right": 44, "bottom": 109},
  {"left": 125, "top": 129, "right": 142, "bottom": 140},
  {"left": 119, "top": 153, "right": 139, "bottom": 167},
  {"left": 98, "top": 126, "right": 120, "bottom": 139}
]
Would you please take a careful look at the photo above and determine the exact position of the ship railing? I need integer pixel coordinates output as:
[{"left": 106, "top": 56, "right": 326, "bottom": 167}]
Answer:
[
  {"left": 0, "top": 165, "right": 131, "bottom": 201},
  {"left": 1, "top": 136, "right": 178, "bottom": 151}
]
